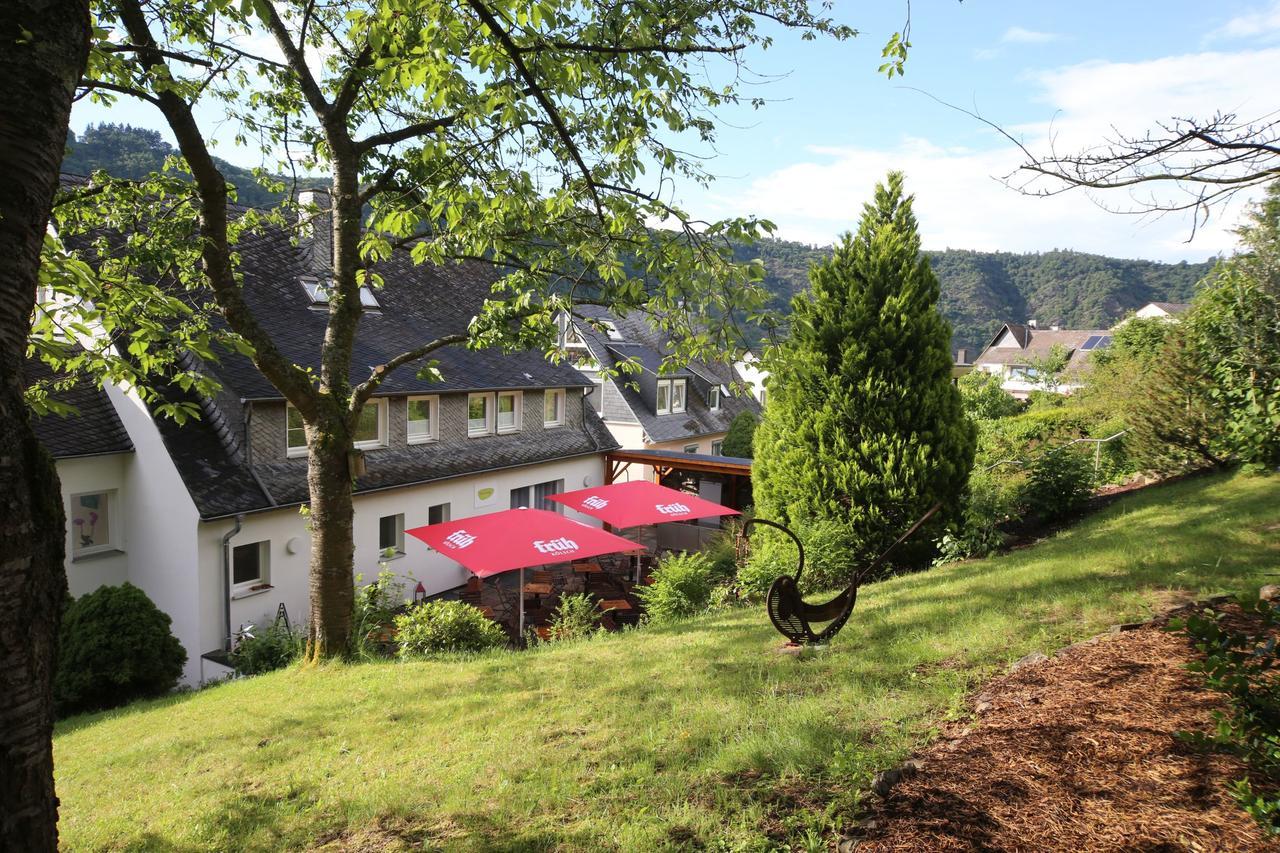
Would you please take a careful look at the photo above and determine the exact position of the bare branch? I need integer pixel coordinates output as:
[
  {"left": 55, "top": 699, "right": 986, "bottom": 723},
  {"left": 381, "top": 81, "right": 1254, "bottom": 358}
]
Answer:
[
  {"left": 350, "top": 332, "right": 467, "bottom": 406},
  {"left": 355, "top": 115, "right": 461, "bottom": 154}
]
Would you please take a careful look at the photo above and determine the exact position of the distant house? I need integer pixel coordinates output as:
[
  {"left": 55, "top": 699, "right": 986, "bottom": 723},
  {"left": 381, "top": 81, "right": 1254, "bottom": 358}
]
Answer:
[
  {"left": 557, "top": 306, "right": 762, "bottom": 467},
  {"left": 35, "top": 186, "right": 617, "bottom": 685},
  {"left": 1134, "top": 301, "right": 1192, "bottom": 321},
  {"left": 971, "top": 321, "right": 1113, "bottom": 398}
]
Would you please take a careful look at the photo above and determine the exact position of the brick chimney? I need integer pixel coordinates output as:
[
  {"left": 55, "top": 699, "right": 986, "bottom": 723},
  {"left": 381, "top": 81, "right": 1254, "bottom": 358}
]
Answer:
[{"left": 297, "top": 188, "right": 333, "bottom": 275}]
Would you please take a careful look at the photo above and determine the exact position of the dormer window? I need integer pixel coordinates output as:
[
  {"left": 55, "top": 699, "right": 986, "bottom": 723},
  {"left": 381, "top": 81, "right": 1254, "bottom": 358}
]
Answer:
[
  {"left": 602, "top": 320, "right": 623, "bottom": 341},
  {"left": 300, "top": 275, "right": 380, "bottom": 309},
  {"left": 709, "top": 385, "right": 722, "bottom": 411},
  {"left": 656, "top": 378, "right": 687, "bottom": 415}
]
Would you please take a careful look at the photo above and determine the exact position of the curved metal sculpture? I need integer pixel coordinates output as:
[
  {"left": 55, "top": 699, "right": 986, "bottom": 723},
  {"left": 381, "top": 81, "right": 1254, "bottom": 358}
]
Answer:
[{"left": 745, "top": 504, "right": 942, "bottom": 645}]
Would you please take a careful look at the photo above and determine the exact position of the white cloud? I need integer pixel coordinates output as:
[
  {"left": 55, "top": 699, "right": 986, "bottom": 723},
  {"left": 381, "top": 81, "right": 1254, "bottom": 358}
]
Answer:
[
  {"left": 1001, "top": 27, "right": 1060, "bottom": 44},
  {"left": 704, "top": 46, "right": 1280, "bottom": 261},
  {"left": 1206, "top": 1, "right": 1280, "bottom": 42}
]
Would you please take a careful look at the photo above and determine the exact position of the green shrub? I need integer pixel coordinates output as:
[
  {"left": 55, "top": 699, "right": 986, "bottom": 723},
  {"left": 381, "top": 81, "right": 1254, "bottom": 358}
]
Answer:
[
  {"left": 1025, "top": 389, "right": 1066, "bottom": 412},
  {"left": 958, "top": 370, "right": 1022, "bottom": 420},
  {"left": 229, "top": 620, "right": 302, "bottom": 676},
  {"left": 1169, "top": 599, "right": 1280, "bottom": 834},
  {"left": 547, "top": 593, "right": 599, "bottom": 642},
  {"left": 738, "top": 527, "right": 797, "bottom": 601},
  {"left": 934, "top": 472, "right": 1011, "bottom": 565},
  {"left": 393, "top": 600, "right": 506, "bottom": 658},
  {"left": 720, "top": 411, "right": 758, "bottom": 458},
  {"left": 55, "top": 582, "right": 187, "bottom": 715},
  {"left": 794, "top": 519, "right": 861, "bottom": 593},
  {"left": 702, "top": 522, "right": 743, "bottom": 579},
  {"left": 351, "top": 569, "right": 405, "bottom": 659},
  {"left": 635, "top": 552, "right": 717, "bottom": 623},
  {"left": 1020, "top": 448, "right": 1095, "bottom": 523}
]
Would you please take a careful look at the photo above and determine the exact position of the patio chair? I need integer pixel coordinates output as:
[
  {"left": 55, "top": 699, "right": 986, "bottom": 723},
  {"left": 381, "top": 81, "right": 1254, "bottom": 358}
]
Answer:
[{"left": 744, "top": 503, "right": 941, "bottom": 646}]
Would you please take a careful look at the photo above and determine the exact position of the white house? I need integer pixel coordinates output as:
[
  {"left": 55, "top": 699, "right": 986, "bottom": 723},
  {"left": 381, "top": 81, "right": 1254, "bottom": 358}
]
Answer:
[
  {"left": 971, "top": 321, "right": 1112, "bottom": 399},
  {"left": 556, "top": 306, "right": 762, "bottom": 470},
  {"left": 34, "top": 191, "right": 617, "bottom": 686}
]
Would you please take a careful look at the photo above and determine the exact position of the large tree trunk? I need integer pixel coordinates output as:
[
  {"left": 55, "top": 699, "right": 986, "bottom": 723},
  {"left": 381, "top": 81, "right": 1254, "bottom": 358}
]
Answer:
[
  {"left": 304, "top": 425, "right": 357, "bottom": 660},
  {"left": 0, "top": 1, "right": 91, "bottom": 849}
]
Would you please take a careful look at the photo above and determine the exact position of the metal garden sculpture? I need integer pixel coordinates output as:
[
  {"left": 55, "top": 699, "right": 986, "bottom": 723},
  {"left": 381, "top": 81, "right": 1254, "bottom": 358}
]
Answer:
[{"left": 746, "top": 504, "right": 942, "bottom": 645}]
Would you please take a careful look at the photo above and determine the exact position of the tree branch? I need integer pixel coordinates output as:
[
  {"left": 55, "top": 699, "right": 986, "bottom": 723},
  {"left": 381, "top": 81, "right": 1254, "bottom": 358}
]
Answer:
[
  {"left": 463, "top": 0, "right": 605, "bottom": 221},
  {"left": 350, "top": 332, "right": 468, "bottom": 406},
  {"left": 355, "top": 114, "right": 461, "bottom": 153}
]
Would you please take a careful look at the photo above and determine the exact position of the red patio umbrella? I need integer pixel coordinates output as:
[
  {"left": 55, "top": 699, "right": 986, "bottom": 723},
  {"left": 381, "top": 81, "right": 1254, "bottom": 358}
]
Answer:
[
  {"left": 546, "top": 479, "right": 739, "bottom": 528},
  {"left": 405, "top": 507, "right": 643, "bottom": 636}
]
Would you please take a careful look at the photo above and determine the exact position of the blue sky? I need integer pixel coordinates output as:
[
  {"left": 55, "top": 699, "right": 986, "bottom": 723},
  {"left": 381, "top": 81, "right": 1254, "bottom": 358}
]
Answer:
[{"left": 73, "top": 0, "right": 1280, "bottom": 261}]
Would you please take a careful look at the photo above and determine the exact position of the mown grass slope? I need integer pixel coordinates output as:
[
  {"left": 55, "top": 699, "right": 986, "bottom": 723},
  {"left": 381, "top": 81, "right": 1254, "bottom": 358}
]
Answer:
[{"left": 55, "top": 471, "right": 1280, "bottom": 851}]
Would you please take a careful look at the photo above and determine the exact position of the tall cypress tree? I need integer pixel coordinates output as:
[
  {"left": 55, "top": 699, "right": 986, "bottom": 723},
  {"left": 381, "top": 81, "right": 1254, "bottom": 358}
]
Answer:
[{"left": 753, "top": 172, "right": 975, "bottom": 565}]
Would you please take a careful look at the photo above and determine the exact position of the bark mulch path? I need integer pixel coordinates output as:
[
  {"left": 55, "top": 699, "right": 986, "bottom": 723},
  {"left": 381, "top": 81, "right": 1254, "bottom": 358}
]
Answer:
[{"left": 851, "top": 617, "right": 1273, "bottom": 852}]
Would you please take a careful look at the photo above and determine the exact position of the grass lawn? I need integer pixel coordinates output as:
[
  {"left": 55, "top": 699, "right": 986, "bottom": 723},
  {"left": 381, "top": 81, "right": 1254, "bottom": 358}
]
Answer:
[{"left": 55, "top": 471, "right": 1280, "bottom": 851}]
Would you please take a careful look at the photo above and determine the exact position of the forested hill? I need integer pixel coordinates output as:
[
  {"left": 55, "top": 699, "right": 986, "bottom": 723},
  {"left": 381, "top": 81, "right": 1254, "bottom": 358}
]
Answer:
[
  {"left": 736, "top": 239, "right": 1215, "bottom": 353},
  {"left": 66, "top": 124, "right": 1214, "bottom": 354}
]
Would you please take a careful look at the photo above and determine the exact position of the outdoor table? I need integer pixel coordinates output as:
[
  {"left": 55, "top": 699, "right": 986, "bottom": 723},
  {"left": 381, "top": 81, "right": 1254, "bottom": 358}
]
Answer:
[
  {"left": 523, "top": 582, "right": 553, "bottom": 596},
  {"left": 598, "top": 598, "right": 632, "bottom": 612},
  {"left": 572, "top": 562, "right": 603, "bottom": 573}
]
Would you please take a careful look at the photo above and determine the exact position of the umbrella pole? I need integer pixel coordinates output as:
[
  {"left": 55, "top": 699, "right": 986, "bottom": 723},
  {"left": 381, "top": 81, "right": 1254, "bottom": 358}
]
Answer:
[{"left": 518, "top": 566, "right": 525, "bottom": 641}]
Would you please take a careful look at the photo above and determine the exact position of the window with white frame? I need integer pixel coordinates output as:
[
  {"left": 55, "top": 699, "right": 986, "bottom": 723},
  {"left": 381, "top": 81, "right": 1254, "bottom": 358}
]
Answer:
[
  {"left": 232, "top": 540, "right": 270, "bottom": 591},
  {"left": 602, "top": 320, "right": 623, "bottom": 341},
  {"left": 709, "top": 385, "right": 721, "bottom": 410},
  {"left": 407, "top": 396, "right": 438, "bottom": 444},
  {"left": 589, "top": 381, "right": 605, "bottom": 414},
  {"left": 543, "top": 388, "right": 565, "bottom": 427},
  {"left": 352, "top": 399, "right": 388, "bottom": 449},
  {"left": 496, "top": 391, "right": 522, "bottom": 434},
  {"left": 711, "top": 439, "right": 724, "bottom": 455},
  {"left": 70, "top": 491, "right": 115, "bottom": 556},
  {"left": 467, "top": 393, "right": 493, "bottom": 436},
  {"left": 560, "top": 314, "right": 586, "bottom": 348},
  {"left": 378, "top": 513, "right": 405, "bottom": 557},
  {"left": 684, "top": 443, "right": 699, "bottom": 454},
  {"left": 428, "top": 502, "right": 450, "bottom": 525},
  {"left": 657, "top": 378, "right": 687, "bottom": 415},
  {"left": 286, "top": 404, "right": 307, "bottom": 457}
]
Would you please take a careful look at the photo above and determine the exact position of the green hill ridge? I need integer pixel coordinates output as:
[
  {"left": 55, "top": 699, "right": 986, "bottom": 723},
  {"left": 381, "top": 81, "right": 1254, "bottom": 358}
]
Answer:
[{"left": 67, "top": 123, "right": 1216, "bottom": 353}]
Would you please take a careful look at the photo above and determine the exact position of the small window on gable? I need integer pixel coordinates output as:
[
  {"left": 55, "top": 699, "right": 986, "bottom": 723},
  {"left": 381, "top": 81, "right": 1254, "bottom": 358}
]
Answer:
[
  {"left": 407, "top": 396, "right": 438, "bottom": 444},
  {"left": 709, "top": 385, "right": 721, "bottom": 410},
  {"left": 71, "top": 491, "right": 115, "bottom": 556},
  {"left": 543, "top": 388, "right": 565, "bottom": 427},
  {"left": 286, "top": 404, "right": 307, "bottom": 457},
  {"left": 379, "top": 513, "right": 404, "bottom": 557},
  {"left": 602, "top": 320, "right": 623, "bottom": 341},
  {"left": 656, "top": 380, "right": 670, "bottom": 414},
  {"left": 468, "top": 393, "right": 493, "bottom": 437},
  {"left": 496, "top": 391, "right": 521, "bottom": 434},
  {"left": 232, "top": 540, "right": 270, "bottom": 591}
]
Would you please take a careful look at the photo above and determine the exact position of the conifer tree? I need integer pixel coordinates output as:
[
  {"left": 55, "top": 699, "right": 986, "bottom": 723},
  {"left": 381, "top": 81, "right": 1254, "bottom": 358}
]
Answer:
[{"left": 753, "top": 172, "right": 975, "bottom": 565}]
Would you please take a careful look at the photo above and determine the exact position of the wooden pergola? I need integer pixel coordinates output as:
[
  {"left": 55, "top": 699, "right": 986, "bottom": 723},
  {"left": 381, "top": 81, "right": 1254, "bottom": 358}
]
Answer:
[{"left": 603, "top": 448, "right": 752, "bottom": 512}]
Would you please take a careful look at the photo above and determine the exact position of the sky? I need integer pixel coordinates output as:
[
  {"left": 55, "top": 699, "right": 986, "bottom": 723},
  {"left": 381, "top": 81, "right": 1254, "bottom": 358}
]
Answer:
[{"left": 72, "top": 0, "right": 1280, "bottom": 262}]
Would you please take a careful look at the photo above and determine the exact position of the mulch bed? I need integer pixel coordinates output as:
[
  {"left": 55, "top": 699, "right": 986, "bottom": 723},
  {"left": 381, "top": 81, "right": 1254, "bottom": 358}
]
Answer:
[{"left": 850, "top": 609, "right": 1274, "bottom": 851}]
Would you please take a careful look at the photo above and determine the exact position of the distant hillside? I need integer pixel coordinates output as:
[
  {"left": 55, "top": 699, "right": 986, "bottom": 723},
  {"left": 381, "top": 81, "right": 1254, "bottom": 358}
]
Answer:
[
  {"left": 67, "top": 125, "right": 1215, "bottom": 353},
  {"left": 737, "top": 239, "right": 1215, "bottom": 354},
  {"left": 63, "top": 124, "right": 312, "bottom": 209}
]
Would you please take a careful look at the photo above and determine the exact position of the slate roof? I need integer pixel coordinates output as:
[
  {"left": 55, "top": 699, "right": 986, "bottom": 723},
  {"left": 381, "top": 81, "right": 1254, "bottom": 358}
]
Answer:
[
  {"left": 1146, "top": 301, "right": 1192, "bottom": 315},
  {"left": 199, "top": 225, "right": 593, "bottom": 400},
  {"left": 25, "top": 357, "right": 133, "bottom": 459},
  {"left": 62, "top": 186, "right": 618, "bottom": 520},
  {"left": 571, "top": 305, "right": 761, "bottom": 443}
]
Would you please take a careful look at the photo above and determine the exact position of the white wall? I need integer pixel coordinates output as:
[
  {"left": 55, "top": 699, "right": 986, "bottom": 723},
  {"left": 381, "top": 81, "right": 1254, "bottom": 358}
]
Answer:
[
  {"left": 197, "top": 454, "right": 607, "bottom": 672},
  {"left": 104, "top": 382, "right": 204, "bottom": 684},
  {"left": 57, "top": 454, "right": 130, "bottom": 597}
]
